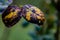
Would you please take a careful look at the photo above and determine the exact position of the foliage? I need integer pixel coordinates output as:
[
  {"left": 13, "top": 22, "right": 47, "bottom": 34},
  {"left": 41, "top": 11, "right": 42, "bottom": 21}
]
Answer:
[{"left": 0, "top": 0, "right": 58, "bottom": 40}]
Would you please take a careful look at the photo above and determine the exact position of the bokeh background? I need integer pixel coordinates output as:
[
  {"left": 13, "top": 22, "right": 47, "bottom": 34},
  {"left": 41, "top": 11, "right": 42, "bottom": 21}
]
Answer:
[{"left": 0, "top": 0, "right": 59, "bottom": 40}]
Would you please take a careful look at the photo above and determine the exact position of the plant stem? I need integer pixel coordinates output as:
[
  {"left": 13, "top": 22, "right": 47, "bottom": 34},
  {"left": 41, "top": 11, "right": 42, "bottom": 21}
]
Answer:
[{"left": 1, "top": 27, "right": 11, "bottom": 40}]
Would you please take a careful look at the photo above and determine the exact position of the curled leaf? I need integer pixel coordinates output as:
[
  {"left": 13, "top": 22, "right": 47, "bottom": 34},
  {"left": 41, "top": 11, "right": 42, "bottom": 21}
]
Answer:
[
  {"left": 2, "top": 5, "right": 22, "bottom": 27},
  {"left": 22, "top": 4, "right": 45, "bottom": 25}
]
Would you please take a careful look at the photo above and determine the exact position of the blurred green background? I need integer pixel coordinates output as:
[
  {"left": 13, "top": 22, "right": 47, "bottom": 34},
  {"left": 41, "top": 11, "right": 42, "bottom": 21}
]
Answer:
[{"left": 0, "top": 0, "right": 59, "bottom": 40}]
